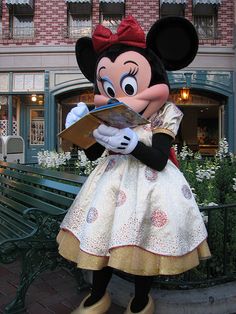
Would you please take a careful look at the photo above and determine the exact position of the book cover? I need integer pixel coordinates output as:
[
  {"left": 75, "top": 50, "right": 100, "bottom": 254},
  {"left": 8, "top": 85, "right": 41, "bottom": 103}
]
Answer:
[{"left": 58, "top": 102, "right": 149, "bottom": 149}]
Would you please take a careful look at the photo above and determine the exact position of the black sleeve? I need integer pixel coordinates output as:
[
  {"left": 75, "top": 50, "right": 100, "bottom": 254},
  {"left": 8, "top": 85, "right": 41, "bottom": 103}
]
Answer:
[
  {"left": 131, "top": 133, "right": 173, "bottom": 171},
  {"left": 84, "top": 142, "right": 105, "bottom": 161}
]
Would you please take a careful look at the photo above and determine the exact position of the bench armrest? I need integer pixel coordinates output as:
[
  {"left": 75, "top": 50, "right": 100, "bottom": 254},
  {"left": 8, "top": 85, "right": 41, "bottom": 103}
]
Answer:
[
  {"left": 23, "top": 207, "right": 67, "bottom": 240},
  {"left": 23, "top": 207, "right": 67, "bottom": 218}
]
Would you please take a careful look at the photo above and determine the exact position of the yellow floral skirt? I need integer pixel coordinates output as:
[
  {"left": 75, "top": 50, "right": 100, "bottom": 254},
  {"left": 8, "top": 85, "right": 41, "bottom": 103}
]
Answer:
[{"left": 57, "top": 230, "right": 211, "bottom": 276}]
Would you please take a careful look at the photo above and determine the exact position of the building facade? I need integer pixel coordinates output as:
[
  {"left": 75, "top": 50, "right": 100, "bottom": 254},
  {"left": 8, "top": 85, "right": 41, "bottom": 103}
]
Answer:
[{"left": 0, "top": 0, "right": 235, "bottom": 163}]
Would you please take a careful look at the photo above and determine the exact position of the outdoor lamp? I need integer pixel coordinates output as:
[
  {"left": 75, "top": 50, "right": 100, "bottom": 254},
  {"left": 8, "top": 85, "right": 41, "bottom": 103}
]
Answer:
[
  {"left": 31, "top": 94, "right": 37, "bottom": 102},
  {"left": 180, "top": 87, "right": 190, "bottom": 101}
]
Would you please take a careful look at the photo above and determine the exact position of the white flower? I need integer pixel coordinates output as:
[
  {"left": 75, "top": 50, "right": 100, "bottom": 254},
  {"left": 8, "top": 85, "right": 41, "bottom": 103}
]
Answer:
[
  {"left": 233, "top": 178, "right": 236, "bottom": 191},
  {"left": 173, "top": 144, "right": 178, "bottom": 156},
  {"left": 190, "top": 187, "right": 197, "bottom": 198},
  {"left": 216, "top": 137, "right": 229, "bottom": 159},
  {"left": 201, "top": 211, "right": 209, "bottom": 224},
  {"left": 37, "top": 150, "right": 71, "bottom": 169},
  {"left": 196, "top": 164, "right": 219, "bottom": 182},
  {"left": 194, "top": 152, "right": 202, "bottom": 160},
  {"left": 206, "top": 202, "right": 218, "bottom": 206},
  {"left": 179, "top": 144, "right": 193, "bottom": 160},
  {"left": 75, "top": 150, "right": 105, "bottom": 175}
]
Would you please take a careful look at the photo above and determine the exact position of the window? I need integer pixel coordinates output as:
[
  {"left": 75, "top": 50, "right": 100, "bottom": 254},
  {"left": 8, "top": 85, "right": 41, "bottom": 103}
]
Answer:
[
  {"left": 194, "top": 15, "right": 217, "bottom": 39},
  {"left": 160, "top": 4, "right": 185, "bottom": 18},
  {"left": 100, "top": 14, "right": 123, "bottom": 33},
  {"left": 193, "top": 4, "right": 219, "bottom": 39},
  {"left": 99, "top": 0, "right": 124, "bottom": 32},
  {"left": 30, "top": 109, "right": 44, "bottom": 146},
  {"left": 10, "top": 14, "right": 34, "bottom": 39},
  {"left": 68, "top": 14, "right": 92, "bottom": 38}
]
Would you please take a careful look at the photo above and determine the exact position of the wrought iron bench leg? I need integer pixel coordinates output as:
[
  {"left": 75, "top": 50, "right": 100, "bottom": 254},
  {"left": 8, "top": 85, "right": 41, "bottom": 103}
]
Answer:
[{"left": 4, "top": 247, "right": 57, "bottom": 314}]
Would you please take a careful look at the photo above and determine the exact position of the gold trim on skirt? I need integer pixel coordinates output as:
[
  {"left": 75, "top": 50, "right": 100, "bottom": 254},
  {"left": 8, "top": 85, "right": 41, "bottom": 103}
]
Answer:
[{"left": 57, "top": 230, "right": 211, "bottom": 276}]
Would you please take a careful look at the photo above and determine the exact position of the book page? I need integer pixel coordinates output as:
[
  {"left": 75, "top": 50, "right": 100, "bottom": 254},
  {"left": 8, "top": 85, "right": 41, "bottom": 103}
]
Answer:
[
  {"left": 58, "top": 102, "right": 149, "bottom": 149},
  {"left": 58, "top": 114, "right": 100, "bottom": 149},
  {"left": 91, "top": 103, "right": 149, "bottom": 129}
]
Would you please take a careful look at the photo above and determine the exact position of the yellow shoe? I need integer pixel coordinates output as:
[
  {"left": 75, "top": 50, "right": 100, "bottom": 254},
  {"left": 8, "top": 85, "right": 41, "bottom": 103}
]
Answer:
[
  {"left": 124, "top": 295, "right": 155, "bottom": 314},
  {"left": 71, "top": 291, "right": 111, "bottom": 314}
]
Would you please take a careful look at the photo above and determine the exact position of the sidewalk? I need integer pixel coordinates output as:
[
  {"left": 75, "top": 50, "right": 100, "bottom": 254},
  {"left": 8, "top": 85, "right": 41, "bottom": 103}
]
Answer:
[
  {"left": 0, "top": 260, "right": 125, "bottom": 314},
  {"left": 2, "top": 260, "right": 236, "bottom": 314}
]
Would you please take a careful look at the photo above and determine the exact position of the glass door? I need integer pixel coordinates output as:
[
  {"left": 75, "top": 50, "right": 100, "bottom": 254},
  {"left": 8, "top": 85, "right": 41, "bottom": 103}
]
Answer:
[{"left": 26, "top": 106, "right": 45, "bottom": 163}]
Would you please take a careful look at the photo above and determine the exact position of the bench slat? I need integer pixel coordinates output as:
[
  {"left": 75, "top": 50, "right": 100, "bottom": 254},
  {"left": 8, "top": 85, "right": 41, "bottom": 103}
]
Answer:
[
  {"left": 0, "top": 214, "right": 28, "bottom": 239},
  {"left": 0, "top": 203, "right": 35, "bottom": 232},
  {"left": 2, "top": 188, "right": 65, "bottom": 215},
  {"left": 0, "top": 193, "right": 28, "bottom": 215},
  {"left": 0, "top": 220, "right": 23, "bottom": 241},
  {"left": 0, "top": 161, "right": 87, "bottom": 184},
  {"left": 0, "top": 176, "right": 75, "bottom": 208},
  {"left": 0, "top": 168, "right": 81, "bottom": 195}
]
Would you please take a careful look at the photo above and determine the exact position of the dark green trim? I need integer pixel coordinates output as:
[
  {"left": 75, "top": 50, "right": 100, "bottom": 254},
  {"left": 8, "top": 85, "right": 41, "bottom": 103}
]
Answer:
[
  {"left": 168, "top": 70, "right": 233, "bottom": 95},
  {"left": 7, "top": 95, "right": 13, "bottom": 135},
  {"left": 7, "top": 73, "right": 13, "bottom": 135},
  {"left": 48, "top": 79, "right": 93, "bottom": 151},
  {"left": 44, "top": 70, "right": 50, "bottom": 150},
  {"left": 226, "top": 95, "right": 234, "bottom": 152}
]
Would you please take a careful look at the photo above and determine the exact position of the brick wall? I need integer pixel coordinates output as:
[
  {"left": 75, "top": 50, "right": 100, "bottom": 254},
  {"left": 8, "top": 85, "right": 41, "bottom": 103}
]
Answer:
[
  {"left": 0, "top": 0, "right": 234, "bottom": 47},
  {"left": 217, "top": 0, "right": 234, "bottom": 47},
  {"left": 35, "top": 0, "right": 67, "bottom": 45}
]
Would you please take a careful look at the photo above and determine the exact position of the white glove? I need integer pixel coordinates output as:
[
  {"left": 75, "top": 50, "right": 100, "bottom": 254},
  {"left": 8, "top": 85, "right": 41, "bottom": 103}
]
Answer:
[
  {"left": 65, "top": 102, "right": 89, "bottom": 128},
  {"left": 93, "top": 124, "right": 138, "bottom": 154}
]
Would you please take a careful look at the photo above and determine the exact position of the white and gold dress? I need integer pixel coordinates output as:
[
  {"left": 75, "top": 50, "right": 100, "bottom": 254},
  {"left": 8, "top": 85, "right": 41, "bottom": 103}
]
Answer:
[{"left": 57, "top": 102, "right": 211, "bottom": 276}]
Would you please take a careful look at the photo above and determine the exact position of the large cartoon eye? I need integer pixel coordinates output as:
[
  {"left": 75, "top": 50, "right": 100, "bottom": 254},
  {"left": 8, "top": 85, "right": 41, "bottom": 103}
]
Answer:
[
  {"left": 103, "top": 80, "right": 115, "bottom": 98},
  {"left": 121, "top": 76, "right": 138, "bottom": 96}
]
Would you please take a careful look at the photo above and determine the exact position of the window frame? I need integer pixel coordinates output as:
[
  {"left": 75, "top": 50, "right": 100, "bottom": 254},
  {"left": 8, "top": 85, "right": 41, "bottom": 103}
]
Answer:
[
  {"left": 67, "top": 12, "right": 92, "bottom": 39},
  {"left": 9, "top": 10, "right": 35, "bottom": 39},
  {"left": 99, "top": 12, "right": 124, "bottom": 33}
]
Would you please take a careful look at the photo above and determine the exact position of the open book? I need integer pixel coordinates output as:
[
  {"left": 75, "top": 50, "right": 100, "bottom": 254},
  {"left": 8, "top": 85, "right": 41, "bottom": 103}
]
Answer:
[{"left": 58, "top": 102, "right": 149, "bottom": 149}]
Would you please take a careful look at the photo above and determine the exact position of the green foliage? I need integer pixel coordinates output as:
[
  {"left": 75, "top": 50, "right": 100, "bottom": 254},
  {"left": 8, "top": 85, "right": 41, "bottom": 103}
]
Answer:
[
  {"left": 178, "top": 146, "right": 236, "bottom": 206},
  {"left": 176, "top": 140, "right": 236, "bottom": 286}
]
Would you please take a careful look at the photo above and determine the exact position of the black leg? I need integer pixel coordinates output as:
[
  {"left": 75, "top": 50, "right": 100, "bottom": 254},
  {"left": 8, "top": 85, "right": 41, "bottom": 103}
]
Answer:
[
  {"left": 130, "top": 275, "right": 153, "bottom": 313},
  {"left": 84, "top": 266, "right": 113, "bottom": 306}
]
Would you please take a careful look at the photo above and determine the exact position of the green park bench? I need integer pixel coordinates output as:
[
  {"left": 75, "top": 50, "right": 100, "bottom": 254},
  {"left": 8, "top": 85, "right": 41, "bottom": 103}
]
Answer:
[{"left": 0, "top": 160, "right": 87, "bottom": 314}]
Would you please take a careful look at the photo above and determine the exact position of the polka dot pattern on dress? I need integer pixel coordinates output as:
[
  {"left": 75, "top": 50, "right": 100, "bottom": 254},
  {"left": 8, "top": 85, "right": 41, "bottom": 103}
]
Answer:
[
  {"left": 105, "top": 158, "right": 116, "bottom": 172},
  {"left": 151, "top": 209, "right": 168, "bottom": 228},
  {"left": 182, "top": 185, "right": 192, "bottom": 199},
  {"left": 86, "top": 207, "right": 98, "bottom": 223},
  {"left": 145, "top": 167, "right": 158, "bottom": 181},
  {"left": 143, "top": 124, "right": 151, "bottom": 131},
  {"left": 116, "top": 190, "right": 127, "bottom": 207}
]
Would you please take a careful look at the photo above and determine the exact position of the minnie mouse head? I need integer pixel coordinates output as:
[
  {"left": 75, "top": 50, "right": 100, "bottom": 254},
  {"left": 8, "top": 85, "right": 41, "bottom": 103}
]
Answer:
[{"left": 75, "top": 16, "right": 198, "bottom": 119}]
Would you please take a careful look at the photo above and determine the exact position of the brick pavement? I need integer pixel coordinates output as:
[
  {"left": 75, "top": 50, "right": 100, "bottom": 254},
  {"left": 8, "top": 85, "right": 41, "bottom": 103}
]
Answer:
[{"left": 0, "top": 260, "right": 125, "bottom": 314}]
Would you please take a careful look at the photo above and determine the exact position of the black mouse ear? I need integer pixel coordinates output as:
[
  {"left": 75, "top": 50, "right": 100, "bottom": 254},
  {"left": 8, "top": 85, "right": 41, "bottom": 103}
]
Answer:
[
  {"left": 75, "top": 37, "right": 98, "bottom": 83},
  {"left": 146, "top": 17, "right": 198, "bottom": 71}
]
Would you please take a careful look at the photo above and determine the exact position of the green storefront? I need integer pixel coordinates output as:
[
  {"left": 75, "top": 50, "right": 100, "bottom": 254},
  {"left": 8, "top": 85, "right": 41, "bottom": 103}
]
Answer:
[{"left": 0, "top": 69, "right": 234, "bottom": 163}]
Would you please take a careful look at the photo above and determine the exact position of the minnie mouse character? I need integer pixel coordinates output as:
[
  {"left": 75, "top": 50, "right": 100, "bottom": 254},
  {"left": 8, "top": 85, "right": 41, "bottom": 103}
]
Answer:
[{"left": 57, "top": 16, "right": 211, "bottom": 314}]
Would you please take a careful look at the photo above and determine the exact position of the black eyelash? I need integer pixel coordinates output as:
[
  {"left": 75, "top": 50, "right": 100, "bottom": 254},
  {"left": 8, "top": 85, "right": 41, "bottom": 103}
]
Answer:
[{"left": 128, "top": 67, "right": 138, "bottom": 76}]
